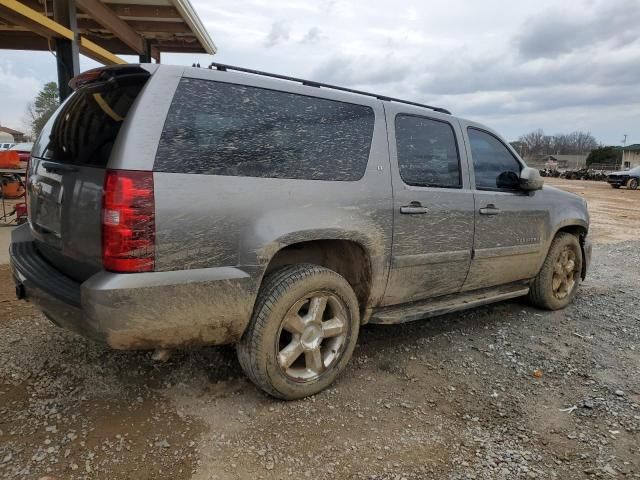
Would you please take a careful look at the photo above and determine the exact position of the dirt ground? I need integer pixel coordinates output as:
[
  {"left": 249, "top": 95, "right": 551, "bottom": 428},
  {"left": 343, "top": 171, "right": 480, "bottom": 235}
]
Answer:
[
  {"left": 545, "top": 178, "right": 640, "bottom": 244},
  {"left": 1, "top": 179, "right": 639, "bottom": 479}
]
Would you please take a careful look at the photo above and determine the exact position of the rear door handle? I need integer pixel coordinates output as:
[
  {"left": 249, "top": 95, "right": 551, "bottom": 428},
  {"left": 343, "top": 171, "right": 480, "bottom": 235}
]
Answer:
[
  {"left": 400, "top": 202, "right": 428, "bottom": 214},
  {"left": 479, "top": 204, "right": 501, "bottom": 215}
]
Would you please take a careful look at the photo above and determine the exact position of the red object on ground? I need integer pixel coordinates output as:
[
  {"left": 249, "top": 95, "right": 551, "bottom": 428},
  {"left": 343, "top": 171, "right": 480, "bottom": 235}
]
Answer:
[
  {"left": 15, "top": 202, "right": 27, "bottom": 224},
  {"left": 0, "top": 151, "right": 20, "bottom": 168},
  {"left": 1, "top": 177, "right": 25, "bottom": 198}
]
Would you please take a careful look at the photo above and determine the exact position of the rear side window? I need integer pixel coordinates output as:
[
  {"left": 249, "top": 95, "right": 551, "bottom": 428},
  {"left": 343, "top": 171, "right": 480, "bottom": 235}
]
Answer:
[
  {"left": 468, "top": 128, "right": 522, "bottom": 190},
  {"left": 155, "top": 78, "right": 375, "bottom": 181},
  {"left": 33, "top": 71, "right": 149, "bottom": 166},
  {"left": 395, "top": 114, "right": 461, "bottom": 188}
]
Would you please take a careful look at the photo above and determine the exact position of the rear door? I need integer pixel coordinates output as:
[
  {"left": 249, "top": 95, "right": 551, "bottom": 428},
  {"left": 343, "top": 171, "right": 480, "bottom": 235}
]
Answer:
[
  {"left": 461, "top": 124, "right": 549, "bottom": 291},
  {"left": 28, "top": 66, "right": 151, "bottom": 281},
  {"left": 382, "top": 106, "right": 475, "bottom": 306}
]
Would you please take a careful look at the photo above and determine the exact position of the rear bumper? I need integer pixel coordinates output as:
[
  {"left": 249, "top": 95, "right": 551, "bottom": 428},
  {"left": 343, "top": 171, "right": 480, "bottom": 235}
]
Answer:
[{"left": 10, "top": 225, "right": 260, "bottom": 349}]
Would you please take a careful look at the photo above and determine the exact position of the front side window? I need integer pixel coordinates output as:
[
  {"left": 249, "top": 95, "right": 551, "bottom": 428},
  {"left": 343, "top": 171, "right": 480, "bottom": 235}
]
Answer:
[
  {"left": 395, "top": 115, "right": 461, "bottom": 188},
  {"left": 468, "top": 128, "right": 522, "bottom": 190},
  {"left": 155, "top": 78, "right": 375, "bottom": 181}
]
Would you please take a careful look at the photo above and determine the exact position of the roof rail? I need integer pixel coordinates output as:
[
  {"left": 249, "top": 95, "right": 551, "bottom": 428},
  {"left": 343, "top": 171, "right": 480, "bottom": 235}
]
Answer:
[{"left": 206, "top": 62, "right": 451, "bottom": 115}]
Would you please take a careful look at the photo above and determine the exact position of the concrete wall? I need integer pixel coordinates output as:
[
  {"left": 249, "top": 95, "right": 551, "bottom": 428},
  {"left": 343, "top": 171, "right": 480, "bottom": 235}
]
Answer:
[{"left": 622, "top": 151, "right": 640, "bottom": 169}]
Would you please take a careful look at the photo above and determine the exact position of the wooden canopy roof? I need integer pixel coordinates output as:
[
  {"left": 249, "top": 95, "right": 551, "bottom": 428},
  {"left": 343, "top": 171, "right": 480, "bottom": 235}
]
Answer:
[{"left": 0, "top": 0, "right": 216, "bottom": 64}]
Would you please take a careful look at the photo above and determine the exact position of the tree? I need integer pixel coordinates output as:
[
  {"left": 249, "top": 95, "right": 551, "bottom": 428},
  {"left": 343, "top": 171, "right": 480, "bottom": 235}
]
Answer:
[
  {"left": 518, "top": 129, "right": 598, "bottom": 155},
  {"left": 586, "top": 146, "right": 621, "bottom": 167},
  {"left": 27, "top": 82, "right": 59, "bottom": 138},
  {"left": 519, "top": 129, "right": 546, "bottom": 155},
  {"left": 509, "top": 140, "right": 528, "bottom": 156}
]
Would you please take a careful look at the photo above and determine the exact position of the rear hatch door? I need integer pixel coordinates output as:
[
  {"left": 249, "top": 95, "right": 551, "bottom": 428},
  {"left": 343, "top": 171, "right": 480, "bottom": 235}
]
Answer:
[{"left": 28, "top": 66, "right": 151, "bottom": 282}]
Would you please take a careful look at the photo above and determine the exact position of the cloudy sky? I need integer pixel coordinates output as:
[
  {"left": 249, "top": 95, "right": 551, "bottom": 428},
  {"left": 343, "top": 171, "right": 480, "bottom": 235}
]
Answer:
[{"left": 1, "top": 0, "right": 639, "bottom": 144}]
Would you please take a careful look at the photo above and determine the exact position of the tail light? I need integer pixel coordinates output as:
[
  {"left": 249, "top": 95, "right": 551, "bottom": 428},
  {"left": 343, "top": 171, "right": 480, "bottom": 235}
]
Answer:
[{"left": 102, "top": 170, "right": 155, "bottom": 272}]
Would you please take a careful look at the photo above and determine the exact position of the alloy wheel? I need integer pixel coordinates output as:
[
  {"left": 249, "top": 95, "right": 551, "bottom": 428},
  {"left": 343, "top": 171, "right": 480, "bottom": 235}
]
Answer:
[
  {"left": 552, "top": 246, "right": 578, "bottom": 300},
  {"left": 276, "top": 292, "right": 348, "bottom": 382}
]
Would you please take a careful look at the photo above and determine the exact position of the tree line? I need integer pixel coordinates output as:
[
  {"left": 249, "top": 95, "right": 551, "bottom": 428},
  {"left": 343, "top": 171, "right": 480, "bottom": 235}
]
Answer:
[{"left": 510, "top": 129, "right": 598, "bottom": 157}]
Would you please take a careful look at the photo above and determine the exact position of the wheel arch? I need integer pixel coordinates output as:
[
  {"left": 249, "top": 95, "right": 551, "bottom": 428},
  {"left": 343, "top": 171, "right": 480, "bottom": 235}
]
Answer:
[
  {"left": 552, "top": 224, "right": 589, "bottom": 280},
  {"left": 262, "top": 239, "right": 374, "bottom": 320}
]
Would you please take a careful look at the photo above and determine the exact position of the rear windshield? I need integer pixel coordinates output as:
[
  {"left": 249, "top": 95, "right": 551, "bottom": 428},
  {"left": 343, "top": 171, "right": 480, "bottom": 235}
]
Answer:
[
  {"left": 154, "top": 78, "right": 375, "bottom": 181},
  {"left": 32, "top": 70, "right": 148, "bottom": 166}
]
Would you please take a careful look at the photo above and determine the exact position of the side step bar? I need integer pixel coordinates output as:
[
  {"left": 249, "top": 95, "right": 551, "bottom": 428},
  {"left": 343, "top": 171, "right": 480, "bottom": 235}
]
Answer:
[{"left": 369, "top": 283, "right": 530, "bottom": 324}]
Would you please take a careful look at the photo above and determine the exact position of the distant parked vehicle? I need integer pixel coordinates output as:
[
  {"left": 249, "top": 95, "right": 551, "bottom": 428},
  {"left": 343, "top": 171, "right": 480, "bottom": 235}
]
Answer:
[
  {"left": 8, "top": 142, "right": 33, "bottom": 163},
  {"left": 0, "top": 142, "right": 14, "bottom": 151},
  {"left": 607, "top": 166, "right": 640, "bottom": 190}
]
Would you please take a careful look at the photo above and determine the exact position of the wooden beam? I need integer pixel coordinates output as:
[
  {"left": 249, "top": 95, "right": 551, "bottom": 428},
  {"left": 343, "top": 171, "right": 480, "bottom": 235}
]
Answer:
[
  {"left": 0, "top": 0, "right": 126, "bottom": 64},
  {"left": 151, "top": 43, "right": 205, "bottom": 53},
  {"left": 0, "top": 29, "right": 48, "bottom": 48},
  {"left": 78, "top": 17, "right": 190, "bottom": 34},
  {"left": 107, "top": 4, "right": 181, "bottom": 19},
  {"left": 0, "top": 0, "right": 73, "bottom": 39},
  {"left": 20, "top": 0, "right": 182, "bottom": 19},
  {"left": 79, "top": 35, "right": 125, "bottom": 64},
  {"left": 82, "top": 32, "right": 135, "bottom": 54},
  {"left": 75, "top": 0, "right": 144, "bottom": 53},
  {"left": 0, "top": 6, "right": 54, "bottom": 38}
]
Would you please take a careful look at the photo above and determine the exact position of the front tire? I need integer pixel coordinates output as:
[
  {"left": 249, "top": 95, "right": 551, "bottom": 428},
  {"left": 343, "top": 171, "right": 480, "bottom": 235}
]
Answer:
[
  {"left": 627, "top": 178, "right": 639, "bottom": 190},
  {"left": 237, "top": 264, "right": 360, "bottom": 400},
  {"left": 528, "top": 233, "right": 583, "bottom": 310}
]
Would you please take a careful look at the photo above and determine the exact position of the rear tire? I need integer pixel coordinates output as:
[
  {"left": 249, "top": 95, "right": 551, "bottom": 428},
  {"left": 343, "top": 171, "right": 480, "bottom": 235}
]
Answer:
[
  {"left": 528, "top": 233, "right": 583, "bottom": 310},
  {"left": 237, "top": 264, "right": 360, "bottom": 400},
  {"left": 627, "top": 178, "right": 639, "bottom": 190}
]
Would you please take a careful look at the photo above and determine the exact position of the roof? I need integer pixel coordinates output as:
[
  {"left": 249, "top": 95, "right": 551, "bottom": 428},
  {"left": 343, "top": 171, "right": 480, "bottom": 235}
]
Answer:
[
  {"left": 205, "top": 62, "right": 452, "bottom": 115},
  {"left": 621, "top": 143, "right": 640, "bottom": 151},
  {"left": 0, "top": 0, "right": 216, "bottom": 62},
  {"left": 0, "top": 125, "right": 24, "bottom": 136}
]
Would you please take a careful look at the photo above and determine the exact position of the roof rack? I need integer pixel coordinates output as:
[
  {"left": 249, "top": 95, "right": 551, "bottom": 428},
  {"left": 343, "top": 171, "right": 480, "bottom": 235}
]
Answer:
[{"left": 207, "top": 62, "right": 451, "bottom": 115}]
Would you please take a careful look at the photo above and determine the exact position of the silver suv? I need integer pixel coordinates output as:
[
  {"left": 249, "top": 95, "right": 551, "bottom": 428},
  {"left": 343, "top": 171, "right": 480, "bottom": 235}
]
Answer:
[{"left": 10, "top": 63, "right": 591, "bottom": 399}]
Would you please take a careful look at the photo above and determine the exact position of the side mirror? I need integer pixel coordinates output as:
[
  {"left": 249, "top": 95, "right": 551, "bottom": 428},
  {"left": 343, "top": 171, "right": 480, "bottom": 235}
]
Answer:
[{"left": 519, "top": 167, "right": 544, "bottom": 191}]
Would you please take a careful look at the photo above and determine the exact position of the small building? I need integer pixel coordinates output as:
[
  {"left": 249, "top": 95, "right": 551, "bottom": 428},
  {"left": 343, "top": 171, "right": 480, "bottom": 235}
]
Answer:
[
  {"left": 621, "top": 144, "right": 640, "bottom": 169},
  {"left": 541, "top": 154, "right": 589, "bottom": 169},
  {"left": 0, "top": 125, "right": 27, "bottom": 143}
]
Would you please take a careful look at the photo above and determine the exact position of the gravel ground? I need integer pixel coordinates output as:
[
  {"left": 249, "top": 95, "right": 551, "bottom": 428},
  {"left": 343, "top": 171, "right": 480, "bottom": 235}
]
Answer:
[{"left": 1, "top": 181, "right": 639, "bottom": 479}]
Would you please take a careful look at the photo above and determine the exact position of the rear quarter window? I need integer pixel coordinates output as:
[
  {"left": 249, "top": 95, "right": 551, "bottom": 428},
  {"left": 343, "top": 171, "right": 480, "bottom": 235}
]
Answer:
[
  {"left": 33, "top": 72, "right": 148, "bottom": 166},
  {"left": 155, "top": 78, "right": 375, "bottom": 181}
]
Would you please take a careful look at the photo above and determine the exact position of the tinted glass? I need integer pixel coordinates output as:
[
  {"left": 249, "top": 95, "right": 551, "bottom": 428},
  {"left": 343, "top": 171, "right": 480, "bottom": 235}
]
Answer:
[
  {"left": 33, "top": 75, "right": 148, "bottom": 166},
  {"left": 155, "top": 78, "right": 375, "bottom": 181},
  {"left": 395, "top": 115, "right": 460, "bottom": 187},
  {"left": 468, "top": 128, "right": 522, "bottom": 190}
]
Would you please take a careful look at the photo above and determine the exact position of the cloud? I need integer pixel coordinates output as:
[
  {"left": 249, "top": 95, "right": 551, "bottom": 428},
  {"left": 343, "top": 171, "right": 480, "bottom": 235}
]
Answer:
[
  {"left": 2, "top": 0, "right": 640, "bottom": 145},
  {"left": 516, "top": 0, "right": 640, "bottom": 59},
  {"left": 263, "top": 20, "right": 290, "bottom": 48},
  {"left": 311, "top": 53, "right": 411, "bottom": 87},
  {"left": 300, "top": 27, "right": 322, "bottom": 44},
  {"left": 0, "top": 63, "right": 43, "bottom": 133}
]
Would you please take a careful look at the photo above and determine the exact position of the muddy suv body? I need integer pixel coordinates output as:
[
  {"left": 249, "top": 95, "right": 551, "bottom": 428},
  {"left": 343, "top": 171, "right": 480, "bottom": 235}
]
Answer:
[{"left": 10, "top": 63, "right": 591, "bottom": 398}]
